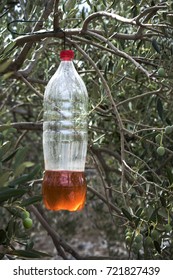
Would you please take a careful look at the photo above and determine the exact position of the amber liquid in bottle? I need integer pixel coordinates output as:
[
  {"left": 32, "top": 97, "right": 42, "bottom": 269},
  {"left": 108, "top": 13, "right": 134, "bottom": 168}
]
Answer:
[{"left": 42, "top": 170, "right": 86, "bottom": 211}]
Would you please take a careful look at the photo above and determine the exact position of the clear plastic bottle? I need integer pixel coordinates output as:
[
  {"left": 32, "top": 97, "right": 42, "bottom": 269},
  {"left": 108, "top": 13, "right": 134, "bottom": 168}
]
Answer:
[{"left": 42, "top": 50, "right": 88, "bottom": 211}]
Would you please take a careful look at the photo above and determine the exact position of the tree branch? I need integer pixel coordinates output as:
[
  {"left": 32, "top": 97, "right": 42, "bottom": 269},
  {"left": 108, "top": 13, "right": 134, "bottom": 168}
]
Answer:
[
  {"left": 86, "top": 30, "right": 150, "bottom": 78},
  {"left": 0, "top": 122, "right": 43, "bottom": 131},
  {"left": 29, "top": 204, "right": 82, "bottom": 259},
  {"left": 18, "top": 74, "right": 44, "bottom": 98},
  {"left": 117, "top": 87, "right": 163, "bottom": 107},
  {"left": 82, "top": 11, "right": 136, "bottom": 32},
  {"left": 7, "top": 0, "right": 55, "bottom": 72},
  {"left": 87, "top": 185, "right": 123, "bottom": 218},
  {"left": 53, "top": 0, "right": 61, "bottom": 31},
  {"left": 134, "top": 4, "right": 167, "bottom": 25},
  {"left": 3, "top": 3, "right": 168, "bottom": 75},
  {"left": 18, "top": 40, "right": 48, "bottom": 76}
]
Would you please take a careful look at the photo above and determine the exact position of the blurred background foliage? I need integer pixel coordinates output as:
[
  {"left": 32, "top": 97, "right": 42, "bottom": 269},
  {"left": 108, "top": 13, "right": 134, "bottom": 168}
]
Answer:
[{"left": 1, "top": 0, "right": 173, "bottom": 259}]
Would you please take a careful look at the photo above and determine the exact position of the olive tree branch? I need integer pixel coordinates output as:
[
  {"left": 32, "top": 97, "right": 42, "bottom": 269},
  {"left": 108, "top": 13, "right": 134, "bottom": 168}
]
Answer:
[
  {"left": 117, "top": 87, "right": 163, "bottom": 107},
  {"left": 85, "top": 30, "right": 150, "bottom": 78},
  {"left": 82, "top": 5, "right": 167, "bottom": 33},
  {"left": 9, "top": 27, "right": 160, "bottom": 50},
  {"left": 27, "top": 77, "right": 47, "bottom": 85},
  {"left": 82, "top": 11, "right": 136, "bottom": 32},
  {"left": 82, "top": 5, "right": 167, "bottom": 40},
  {"left": 134, "top": 4, "right": 167, "bottom": 26},
  {"left": 18, "top": 40, "right": 48, "bottom": 76},
  {"left": 0, "top": 122, "right": 42, "bottom": 131},
  {"left": 89, "top": 148, "right": 119, "bottom": 222},
  {"left": 125, "top": 150, "right": 162, "bottom": 184},
  {"left": 14, "top": 130, "right": 28, "bottom": 149},
  {"left": 53, "top": 0, "right": 61, "bottom": 31},
  {"left": 18, "top": 74, "right": 44, "bottom": 99},
  {"left": 123, "top": 128, "right": 173, "bottom": 155},
  {"left": 87, "top": 185, "right": 123, "bottom": 218},
  {"left": 3, "top": 4, "right": 168, "bottom": 75},
  {"left": 8, "top": 5, "right": 166, "bottom": 51},
  {"left": 29, "top": 204, "right": 82, "bottom": 259},
  {"left": 7, "top": 0, "right": 55, "bottom": 72}
]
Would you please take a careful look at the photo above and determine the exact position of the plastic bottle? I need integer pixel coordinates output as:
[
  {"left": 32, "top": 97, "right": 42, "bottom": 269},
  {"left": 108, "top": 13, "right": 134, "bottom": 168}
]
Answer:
[{"left": 42, "top": 50, "right": 88, "bottom": 211}]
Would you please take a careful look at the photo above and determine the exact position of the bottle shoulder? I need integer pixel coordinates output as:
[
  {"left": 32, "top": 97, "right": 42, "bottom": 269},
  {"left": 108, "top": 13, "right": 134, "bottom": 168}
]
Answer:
[{"left": 44, "top": 62, "right": 88, "bottom": 99}]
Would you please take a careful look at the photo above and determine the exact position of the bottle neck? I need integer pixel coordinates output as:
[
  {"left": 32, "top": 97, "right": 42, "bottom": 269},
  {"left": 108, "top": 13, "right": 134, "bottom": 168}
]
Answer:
[
  {"left": 58, "top": 60, "right": 76, "bottom": 74},
  {"left": 60, "top": 60, "right": 73, "bottom": 64}
]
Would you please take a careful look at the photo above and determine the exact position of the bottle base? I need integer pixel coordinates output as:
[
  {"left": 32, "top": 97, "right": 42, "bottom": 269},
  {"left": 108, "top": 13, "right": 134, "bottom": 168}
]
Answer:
[{"left": 42, "top": 170, "right": 86, "bottom": 211}]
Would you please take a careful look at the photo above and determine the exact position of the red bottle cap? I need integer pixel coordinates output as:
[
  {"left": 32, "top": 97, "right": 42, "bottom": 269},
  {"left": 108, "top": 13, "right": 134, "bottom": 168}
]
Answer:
[{"left": 60, "top": 50, "right": 74, "bottom": 61}]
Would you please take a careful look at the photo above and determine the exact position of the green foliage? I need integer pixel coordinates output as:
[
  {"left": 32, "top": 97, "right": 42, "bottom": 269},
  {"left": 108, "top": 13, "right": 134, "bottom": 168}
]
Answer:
[{"left": 0, "top": 128, "right": 41, "bottom": 259}]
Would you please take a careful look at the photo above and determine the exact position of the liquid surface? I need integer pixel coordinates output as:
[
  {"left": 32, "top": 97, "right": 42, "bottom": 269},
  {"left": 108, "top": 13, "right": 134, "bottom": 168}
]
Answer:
[{"left": 42, "top": 170, "right": 86, "bottom": 211}]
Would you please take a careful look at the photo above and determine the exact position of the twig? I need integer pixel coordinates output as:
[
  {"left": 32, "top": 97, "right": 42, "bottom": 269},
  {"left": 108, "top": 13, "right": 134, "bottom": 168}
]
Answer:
[
  {"left": 123, "top": 127, "right": 173, "bottom": 155},
  {"left": 125, "top": 150, "right": 162, "bottom": 183},
  {"left": 14, "top": 130, "right": 28, "bottom": 149},
  {"left": 19, "top": 75, "right": 44, "bottom": 99},
  {"left": 117, "top": 87, "right": 163, "bottom": 107},
  {"left": 89, "top": 148, "right": 118, "bottom": 223},
  {"left": 134, "top": 4, "right": 167, "bottom": 26},
  {"left": 0, "top": 82, "right": 16, "bottom": 110},
  {"left": 19, "top": 40, "right": 48, "bottom": 76},
  {"left": 29, "top": 204, "right": 82, "bottom": 259},
  {"left": 0, "top": 122, "right": 43, "bottom": 131},
  {"left": 85, "top": 30, "right": 150, "bottom": 78},
  {"left": 90, "top": 146, "right": 113, "bottom": 196},
  {"left": 27, "top": 77, "right": 47, "bottom": 85},
  {"left": 72, "top": 35, "right": 117, "bottom": 55},
  {"left": 28, "top": 205, "right": 67, "bottom": 259},
  {"left": 87, "top": 185, "right": 123, "bottom": 218}
]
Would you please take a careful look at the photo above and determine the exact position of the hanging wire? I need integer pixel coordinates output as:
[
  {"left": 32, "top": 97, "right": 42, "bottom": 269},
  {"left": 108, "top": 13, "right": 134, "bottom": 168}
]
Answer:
[
  {"left": 7, "top": 20, "right": 44, "bottom": 35},
  {"left": 63, "top": 28, "right": 66, "bottom": 50}
]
